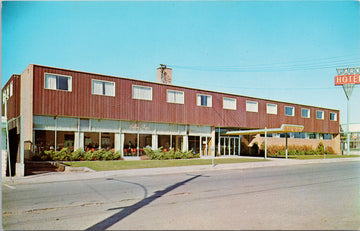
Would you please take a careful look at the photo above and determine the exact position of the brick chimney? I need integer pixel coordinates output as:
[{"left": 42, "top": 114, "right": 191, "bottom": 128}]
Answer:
[{"left": 157, "top": 64, "right": 172, "bottom": 84}]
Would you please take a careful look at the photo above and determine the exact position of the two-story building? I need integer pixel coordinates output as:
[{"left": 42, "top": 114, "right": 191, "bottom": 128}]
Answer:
[{"left": 2, "top": 64, "right": 340, "bottom": 176}]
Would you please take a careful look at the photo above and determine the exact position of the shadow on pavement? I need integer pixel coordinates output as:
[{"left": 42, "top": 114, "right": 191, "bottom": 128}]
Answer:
[{"left": 85, "top": 174, "right": 202, "bottom": 231}]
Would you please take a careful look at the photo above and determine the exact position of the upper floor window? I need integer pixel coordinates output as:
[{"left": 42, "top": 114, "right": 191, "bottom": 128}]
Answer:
[
  {"left": 266, "top": 103, "right": 277, "bottom": 114},
  {"left": 197, "top": 94, "right": 212, "bottom": 107},
  {"left": 285, "top": 106, "right": 294, "bottom": 116},
  {"left": 132, "top": 85, "right": 152, "bottom": 100},
  {"left": 223, "top": 97, "right": 236, "bottom": 110},
  {"left": 246, "top": 100, "right": 258, "bottom": 112},
  {"left": 301, "top": 108, "right": 310, "bottom": 118},
  {"left": 330, "top": 112, "right": 337, "bottom": 121},
  {"left": 316, "top": 110, "right": 324, "bottom": 120},
  {"left": 92, "top": 80, "right": 115, "bottom": 96},
  {"left": 9, "top": 81, "right": 13, "bottom": 97},
  {"left": 45, "top": 73, "right": 72, "bottom": 91},
  {"left": 167, "top": 90, "right": 184, "bottom": 104}
]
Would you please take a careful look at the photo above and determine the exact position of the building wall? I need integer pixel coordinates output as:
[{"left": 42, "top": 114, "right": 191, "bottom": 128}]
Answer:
[
  {"left": 251, "top": 134, "right": 341, "bottom": 154},
  {"left": 31, "top": 65, "right": 340, "bottom": 133},
  {"left": 2, "top": 75, "right": 21, "bottom": 120}
]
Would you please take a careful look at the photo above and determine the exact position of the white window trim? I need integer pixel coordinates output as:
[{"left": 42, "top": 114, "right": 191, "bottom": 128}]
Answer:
[
  {"left": 9, "top": 81, "right": 13, "bottom": 97},
  {"left": 246, "top": 100, "right": 258, "bottom": 112},
  {"left": 223, "top": 97, "right": 237, "bottom": 110},
  {"left": 316, "top": 110, "right": 324, "bottom": 120},
  {"left": 197, "top": 94, "right": 212, "bottom": 107},
  {"left": 132, "top": 85, "right": 153, "bottom": 101},
  {"left": 301, "top": 108, "right": 310, "bottom": 118},
  {"left": 44, "top": 72, "right": 72, "bottom": 92},
  {"left": 266, "top": 103, "right": 277, "bottom": 115},
  {"left": 330, "top": 112, "right": 337, "bottom": 121},
  {"left": 285, "top": 106, "right": 295, "bottom": 117},
  {"left": 91, "top": 79, "right": 116, "bottom": 97},
  {"left": 167, "top": 89, "right": 184, "bottom": 104}
]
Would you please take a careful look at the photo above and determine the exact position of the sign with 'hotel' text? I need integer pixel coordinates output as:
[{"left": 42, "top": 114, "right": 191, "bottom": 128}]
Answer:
[{"left": 335, "top": 74, "right": 360, "bottom": 86}]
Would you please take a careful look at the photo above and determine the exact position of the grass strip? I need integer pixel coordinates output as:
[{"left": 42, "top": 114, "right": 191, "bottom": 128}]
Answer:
[{"left": 63, "top": 158, "right": 268, "bottom": 171}]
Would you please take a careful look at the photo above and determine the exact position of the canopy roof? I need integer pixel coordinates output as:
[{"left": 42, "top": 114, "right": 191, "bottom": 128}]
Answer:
[{"left": 224, "top": 124, "right": 304, "bottom": 136}]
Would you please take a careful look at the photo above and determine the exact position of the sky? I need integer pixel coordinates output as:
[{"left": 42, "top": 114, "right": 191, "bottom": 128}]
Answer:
[{"left": 2, "top": 1, "right": 360, "bottom": 125}]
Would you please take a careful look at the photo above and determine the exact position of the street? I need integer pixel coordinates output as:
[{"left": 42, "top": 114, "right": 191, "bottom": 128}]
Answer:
[{"left": 2, "top": 161, "right": 360, "bottom": 230}]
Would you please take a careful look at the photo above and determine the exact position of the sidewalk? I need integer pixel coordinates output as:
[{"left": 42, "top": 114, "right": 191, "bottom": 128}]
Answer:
[{"left": 2, "top": 157, "right": 360, "bottom": 185}]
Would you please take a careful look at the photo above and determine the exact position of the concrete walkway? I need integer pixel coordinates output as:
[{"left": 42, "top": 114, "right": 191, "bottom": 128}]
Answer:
[{"left": 2, "top": 157, "right": 360, "bottom": 185}]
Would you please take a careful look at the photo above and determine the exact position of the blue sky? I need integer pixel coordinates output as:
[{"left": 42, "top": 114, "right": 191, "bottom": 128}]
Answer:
[{"left": 2, "top": 1, "right": 360, "bottom": 124}]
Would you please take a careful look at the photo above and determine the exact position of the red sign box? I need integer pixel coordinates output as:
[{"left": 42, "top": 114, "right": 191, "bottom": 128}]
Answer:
[{"left": 335, "top": 74, "right": 360, "bottom": 86}]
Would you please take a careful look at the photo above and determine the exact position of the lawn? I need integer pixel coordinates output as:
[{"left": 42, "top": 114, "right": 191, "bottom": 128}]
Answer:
[{"left": 63, "top": 158, "right": 268, "bottom": 171}]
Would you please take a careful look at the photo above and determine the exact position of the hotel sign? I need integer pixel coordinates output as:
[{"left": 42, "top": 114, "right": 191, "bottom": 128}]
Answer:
[
  {"left": 335, "top": 67, "right": 360, "bottom": 86},
  {"left": 335, "top": 74, "right": 360, "bottom": 85}
]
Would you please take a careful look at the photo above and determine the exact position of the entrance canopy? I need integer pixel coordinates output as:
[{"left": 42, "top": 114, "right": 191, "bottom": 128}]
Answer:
[
  {"left": 223, "top": 124, "right": 304, "bottom": 136},
  {"left": 222, "top": 124, "right": 304, "bottom": 159}
]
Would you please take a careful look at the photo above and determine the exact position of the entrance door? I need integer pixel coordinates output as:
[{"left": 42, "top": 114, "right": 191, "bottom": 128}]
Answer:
[
  {"left": 219, "top": 136, "right": 239, "bottom": 156},
  {"left": 201, "top": 136, "right": 211, "bottom": 156}
]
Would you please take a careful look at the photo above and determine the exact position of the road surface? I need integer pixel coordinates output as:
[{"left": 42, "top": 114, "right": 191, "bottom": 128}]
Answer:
[{"left": 2, "top": 161, "right": 360, "bottom": 230}]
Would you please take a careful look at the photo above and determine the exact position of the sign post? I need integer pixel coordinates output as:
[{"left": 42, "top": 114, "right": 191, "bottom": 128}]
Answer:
[{"left": 335, "top": 67, "right": 360, "bottom": 155}]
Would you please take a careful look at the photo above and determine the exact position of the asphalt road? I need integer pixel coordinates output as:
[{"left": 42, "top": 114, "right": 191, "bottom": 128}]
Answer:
[{"left": 2, "top": 161, "right": 360, "bottom": 230}]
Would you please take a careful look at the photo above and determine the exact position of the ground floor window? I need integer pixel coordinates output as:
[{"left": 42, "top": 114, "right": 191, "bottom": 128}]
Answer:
[
  {"left": 188, "top": 136, "right": 200, "bottom": 154},
  {"left": 172, "top": 135, "right": 183, "bottom": 151},
  {"left": 35, "top": 130, "right": 55, "bottom": 154},
  {"left": 124, "top": 133, "right": 151, "bottom": 156},
  {"left": 35, "top": 130, "right": 75, "bottom": 154},
  {"left": 158, "top": 135, "right": 170, "bottom": 151},
  {"left": 84, "top": 132, "right": 100, "bottom": 151},
  {"left": 57, "top": 131, "right": 75, "bottom": 151}
]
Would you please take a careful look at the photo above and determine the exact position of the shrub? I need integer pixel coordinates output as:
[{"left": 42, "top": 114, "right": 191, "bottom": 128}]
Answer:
[
  {"left": 70, "top": 148, "right": 83, "bottom": 161},
  {"left": 145, "top": 147, "right": 198, "bottom": 160},
  {"left": 316, "top": 142, "right": 325, "bottom": 154}
]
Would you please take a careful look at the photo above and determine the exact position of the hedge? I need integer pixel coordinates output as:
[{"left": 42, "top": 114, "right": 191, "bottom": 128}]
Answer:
[
  {"left": 259, "top": 142, "right": 334, "bottom": 157},
  {"left": 144, "top": 147, "right": 200, "bottom": 160},
  {"left": 32, "top": 148, "right": 122, "bottom": 161}
]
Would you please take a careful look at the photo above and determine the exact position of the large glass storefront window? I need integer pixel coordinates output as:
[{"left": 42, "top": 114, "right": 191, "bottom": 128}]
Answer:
[
  {"left": 101, "top": 133, "right": 115, "bottom": 150},
  {"left": 158, "top": 135, "right": 170, "bottom": 151},
  {"left": 57, "top": 131, "right": 75, "bottom": 151},
  {"left": 188, "top": 136, "right": 200, "bottom": 154},
  {"left": 84, "top": 132, "right": 99, "bottom": 151},
  {"left": 35, "top": 130, "right": 55, "bottom": 155}
]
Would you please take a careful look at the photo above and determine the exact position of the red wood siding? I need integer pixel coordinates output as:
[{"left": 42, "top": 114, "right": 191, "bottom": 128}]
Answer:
[
  {"left": 2, "top": 75, "right": 20, "bottom": 120},
  {"left": 32, "top": 65, "right": 340, "bottom": 134}
]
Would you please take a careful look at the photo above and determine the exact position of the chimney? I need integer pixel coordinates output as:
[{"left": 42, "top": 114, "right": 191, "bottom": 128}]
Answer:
[{"left": 157, "top": 64, "right": 172, "bottom": 84}]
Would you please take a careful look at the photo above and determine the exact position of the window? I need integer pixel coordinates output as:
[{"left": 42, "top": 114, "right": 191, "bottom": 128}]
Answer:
[
  {"left": 223, "top": 97, "right": 236, "bottom": 110},
  {"left": 197, "top": 94, "right": 212, "bottom": 107},
  {"left": 45, "top": 73, "right": 72, "bottom": 91},
  {"left": 9, "top": 81, "right": 13, "bottom": 97},
  {"left": 301, "top": 108, "right": 310, "bottom": 118},
  {"left": 132, "top": 85, "right": 152, "bottom": 100},
  {"left": 316, "top": 110, "right": 324, "bottom": 120},
  {"left": 285, "top": 106, "right": 294, "bottom": 116},
  {"left": 266, "top": 103, "right": 277, "bottom": 114},
  {"left": 92, "top": 80, "right": 115, "bottom": 96},
  {"left": 246, "top": 101, "right": 258, "bottom": 112},
  {"left": 167, "top": 90, "right": 184, "bottom": 104},
  {"left": 294, "top": 132, "right": 306, "bottom": 139},
  {"left": 330, "top": 112, "right": 337, "bottom": 121}
]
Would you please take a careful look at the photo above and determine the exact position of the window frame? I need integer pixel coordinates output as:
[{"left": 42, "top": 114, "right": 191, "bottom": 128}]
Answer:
[
  {"left": 301, "top": 108, "right": 310, "bottom": 118},
  {"left": 329, "top": 112, "right": 337, "bottom": 121},
  {"left": 44, "top": 72, "right": 72, "bottom": 92},
  {"left": 166, "top": 89, "right": 184, "bottom": 104},
  {"left": 316, "top": 110, "right": 324, "bottom": 120},
  {"left": 91, "top": 79, "right": 116, "bottom": 97},
  {"left": 9, "top": 81, "right": 13, "bottom": 97},
  {"left": 223, "top": 97, "right": 237, "bottom": 110},
  {"left": 266, "top": 103, "right": 277, "bottom": 115},
  {"left": 285, "top": 106, "right": 295, "bottom": 117},
  {"left": 246, "top": 100, "right": 258, "bottom": 112},
  {"left": 132, "top": 85, "right": 153, "bottom": 101},
  {"left": 196, "top": 94, "right": 212, "bottom": 107}
]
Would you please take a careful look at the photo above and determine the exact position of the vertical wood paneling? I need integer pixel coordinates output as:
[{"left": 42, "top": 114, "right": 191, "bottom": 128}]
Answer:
[{"left": 31, "top": 65, "right": 340, "bottom": 134}]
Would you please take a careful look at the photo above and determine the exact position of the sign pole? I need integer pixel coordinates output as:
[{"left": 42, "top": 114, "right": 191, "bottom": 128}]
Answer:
[{"left": 335, "top": 67, "right": 359, "bottom": 156}]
